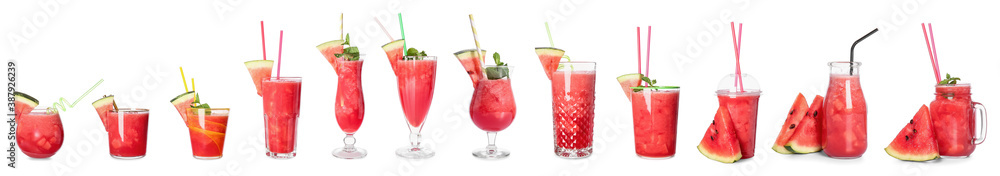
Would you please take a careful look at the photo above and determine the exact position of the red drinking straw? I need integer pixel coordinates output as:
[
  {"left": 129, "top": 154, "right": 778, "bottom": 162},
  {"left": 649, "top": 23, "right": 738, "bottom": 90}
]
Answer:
[
  {"left": 261, "top": 21, "right": 266, "bottom": 60},
  {"left": 921, "top": 23, "right": 942, "bottom": 82},
  {"left": 636, "top": 27, "right": 642, "bottom": 76},
  {"left": 729, "top": 22, "right": 744, "bottom": 92},
  {"left": 645, "top": 26, "right": 652, "bottom": 83},
  {"left": 276, "top": 30, "right": 284, "bottom": 78}
]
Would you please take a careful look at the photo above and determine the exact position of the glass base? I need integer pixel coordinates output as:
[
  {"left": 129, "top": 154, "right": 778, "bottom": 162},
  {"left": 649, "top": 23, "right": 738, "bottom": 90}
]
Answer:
[
  {"left": 941, "top": 155, "right": 970, "bottom": 159},
  {"left": 472, "top": 147, "right": 510, "bottom": 159},
  {"left": 267, "top": 151, "right": 296, "bottom": 159},
  {"left": 111, "top": 155, "right": 145, "bottom": 160},
  {"left": 332, "top": 147, "right": 368, "bottom": 159},
  {"left": 396, "top": 146, "right": 434, "bottom": 159},
  {"left": 638, "top": 155, "right": 674, "bottom": 160},
  {"left": 554, "top": 146, "right": 592, "bottom": 159},
  {"left": 194, "top": 155, "right": 222, "bottom": 160}
]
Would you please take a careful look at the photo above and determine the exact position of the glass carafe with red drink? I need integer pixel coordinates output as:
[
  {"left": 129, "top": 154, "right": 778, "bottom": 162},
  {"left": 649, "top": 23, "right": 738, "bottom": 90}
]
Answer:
[
  {"left": 470, "top": 65, "right": 516, "bottom": 159},
  {"left": 333, "top": 57, "right": 367, "bottom": 159},
  {"left": 930, "top": 83, "right": 987, "bottom": 158},
  {"left": 16, "top": 108, "right": 64, "bottom": 158},
  {"left": 823, "top": 61, "right": 867, "bottom": 158}
]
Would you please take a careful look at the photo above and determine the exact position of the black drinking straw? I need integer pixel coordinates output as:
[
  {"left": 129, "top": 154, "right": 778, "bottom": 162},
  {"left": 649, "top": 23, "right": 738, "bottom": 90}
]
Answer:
[{"left": 849, "top": 28, "right": 878, "bottom": 75}]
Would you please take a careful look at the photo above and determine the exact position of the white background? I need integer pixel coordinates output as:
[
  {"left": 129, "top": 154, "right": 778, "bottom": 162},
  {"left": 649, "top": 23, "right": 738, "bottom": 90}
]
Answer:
[{"left": 3, "top": 0, "right": 998, "bottom": 175}]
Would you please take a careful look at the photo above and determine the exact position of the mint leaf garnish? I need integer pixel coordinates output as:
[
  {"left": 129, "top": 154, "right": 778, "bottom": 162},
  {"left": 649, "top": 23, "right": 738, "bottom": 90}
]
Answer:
[
  {"left": 405, "top": 47, "right": 427, "bottom": 57},
  {"left": 343, "top": 33, "right": 351, "bottom": 45},
  {"left": 938, "top": 73, "right": 961, "bottom": 85},
  {"left": 492, "top": 52, "right": 506, "bottom": 66},
  {"left": 641, "top": 76, "right": 657, "bottom": 86},
  {"left": 485, "top": 52, "right": 509, "bottom": 80},
  {"left": 336, "top": 46, "right": 361, "bottom": 61}
]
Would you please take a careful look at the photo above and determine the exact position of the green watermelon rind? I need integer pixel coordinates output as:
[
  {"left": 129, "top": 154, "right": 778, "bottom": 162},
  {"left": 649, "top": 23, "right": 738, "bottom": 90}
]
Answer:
[
  {"left": 698, "top": 144, "right": 742, "bottom": 163},
  {"left": 170, "top": 91, "right": 197, "bottom": 105},
  {"left": 784, "top": 140, "right": 821, "bottom": 154},
  {"left": 885, "top": 105, "right": 940, "bottom": 162},
  {"left": 13, "top": 91, "right": 40, "bottom": 108},
  {"left": 885, "top": 146, "right": 939, "bottom": 162},
  {"left": 773, "top": 93, "right": 809, "bottom": 154},
  {"left": 533, "top": 47, "right": 565, "bottom": 55},
  {"left": 316, "top": 40, "right": 346, "bottom": 49}
]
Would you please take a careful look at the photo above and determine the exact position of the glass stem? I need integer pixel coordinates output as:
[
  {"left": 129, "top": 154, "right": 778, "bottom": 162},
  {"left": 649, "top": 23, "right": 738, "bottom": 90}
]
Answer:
[
  {"left": 486, "top": 131, "right": 498, "bottom": 153},
  {"left": 343, "top": 134, "right": 356, "bottom": 151},
  {"left": 409, "top": 131, "right": 422, "bottom": 148}
]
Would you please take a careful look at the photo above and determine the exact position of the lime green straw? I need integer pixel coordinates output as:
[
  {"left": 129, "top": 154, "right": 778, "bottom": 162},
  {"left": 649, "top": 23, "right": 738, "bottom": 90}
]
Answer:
[
  {"left": 545, "top": 22, "right": 554, "bottom": 47},
  {"left": 398, "top": 13, "right": 406, "bottom": 50}
]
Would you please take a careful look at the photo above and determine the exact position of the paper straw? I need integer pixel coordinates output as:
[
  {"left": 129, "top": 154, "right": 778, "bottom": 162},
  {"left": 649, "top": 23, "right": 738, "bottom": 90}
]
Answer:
[
  {"left": 180, "top": 67, "right": 189, "bottom": 92},
  {"left": 469, "top": 14, "right": 483, "bottom": 62},
  {"left": 340, "top": 13, "right": 344, "bottom": 40},
  {"left": 191, "top": 78, "right": 195, "bottom": 92},
  {"left": 645, "top": 26, "right": 652, "bottom": 84},
  {"left": 277, "top": 30, "right": 284, "bottom": 78},
  {"left": 260, "top": 21, "right": 266, "bottom": 60},
  {"left": 374, "top": 17, "right": 395, "bottom": 41},
  {"left": 545, "top": 22, "right": 555, "bottom": 47},
  {"left": 636, "top": 27, "right": 641, "bottom": 76}
]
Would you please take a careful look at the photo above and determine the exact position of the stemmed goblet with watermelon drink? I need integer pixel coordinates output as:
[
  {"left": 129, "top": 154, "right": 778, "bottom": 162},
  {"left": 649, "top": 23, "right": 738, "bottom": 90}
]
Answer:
[
  {"left": 317, "top": 33, "right": 369, "bottom": 159},
  {"left": 13, "top": 92, "right": 64, "bottom": 158},
  {"left": 456, "top": 50, "right": 517, "bottom": 159},
  {"left": 383, "top": 39, "right": 438, "bottom": 159}
]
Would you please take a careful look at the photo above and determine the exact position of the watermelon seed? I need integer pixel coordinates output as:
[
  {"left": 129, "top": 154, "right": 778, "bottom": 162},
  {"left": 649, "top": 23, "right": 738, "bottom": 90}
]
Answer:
[
  {"left": 909, "top": 119, "right": 914, "bottom": 124},
  {"left": 789, "top": 110, "right": 795, "bottom": 115},
  {"left": 812, "top": 111, "right": 819, "bottom": 117},
  {"left": 710, "top": 136, "right": 715, "bottom": 141},
  {"left": 714, "top": 129, "right": 718, "bottom": 134},
  {"left": 789, "top": 124, "right": 796, "bottom": 129},
  {"left": 905, "top": 135, "right": 910, "bottom": 141},
  {"left": 913, "top": 129, "right": 917, "bottom": 133},
  {"left": 712, "top": 120, "right": 715, "bottom": 125}
]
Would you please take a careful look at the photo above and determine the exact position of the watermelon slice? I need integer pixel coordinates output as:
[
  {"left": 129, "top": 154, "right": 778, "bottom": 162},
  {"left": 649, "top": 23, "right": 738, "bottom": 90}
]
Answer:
[
  {"left": 316, "top": 40, "right": 347, "bottom": 73},
  {"left": 772, "top": 93, "right": 809, "bottom": 154},
  {"left": 534, "top": 47, "right": 565, "bottom": 80},
  {"left": 453, "top": 49, "right": 487, "bottom": 87},
  {"left": 13, "top": 91, "right": 39, "bottom": 119},
  {"left": 382, "top": 39, "right": 406, "bottom": 74},
  {"left": 170, "top": 91, "right": 197, "bottom": 122},
  {"left": 244, "top": 60, "right": 274, "bottom": 96},
  {"left": 785, "top": 95, "right": 824, "bottom": 153},
  {"left": 698, "top": 106, "right": 742, "bottom": 163},
  {"left": 616, "top": 73, "right": 642, "bottom": 100},
  {"left": 91, "top": 95, "right": 116, "bottom": 132},
  {"left": 886, "top": 105, "right": 939, "bottom": 161}
]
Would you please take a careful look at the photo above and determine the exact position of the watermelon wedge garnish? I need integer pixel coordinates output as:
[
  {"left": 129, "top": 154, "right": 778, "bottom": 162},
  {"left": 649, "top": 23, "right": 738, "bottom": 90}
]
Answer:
[
  {"left": 244, "top": 60, "right": 274, "bottom": 96},
  {"left": 885, "top": 105, "right": 939, "bottom": 161},
  {"left": 772, "top": 93, "right": 809, "bottom": 154},
  {"left": 534, "top": 47, "right": 565, "bottom": 80},
  {"left": 91, "top": 95, "right": 116, "bottom": 132},
  {"left": 616, "top": 73, "right": 642, "bottom": 100},
  {"left": 382, "top": 39, "right": 406, "bottom": 75},
  {"left": 13, "top": 91, "right": 39, "bottom": 119},
  {"left": 170, "top": 91, "right": 197, "bottom": 122},
  {"left": 785, "top": 95, "right": 824, "bottom": 153},
  {"left": 698, "top": 106, "right": 742, "bottom": 163},
  {"left": 316, "top": 40, "right": 347, "bottom": 73},
  {"left": 454, "top": 49, "right": 486, "bottom": 87}
]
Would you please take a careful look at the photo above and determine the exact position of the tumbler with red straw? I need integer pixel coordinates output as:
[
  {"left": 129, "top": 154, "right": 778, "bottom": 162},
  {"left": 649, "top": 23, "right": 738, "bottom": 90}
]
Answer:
[{"left": 714, "top": 22, "right": 762, "bottom": 160}]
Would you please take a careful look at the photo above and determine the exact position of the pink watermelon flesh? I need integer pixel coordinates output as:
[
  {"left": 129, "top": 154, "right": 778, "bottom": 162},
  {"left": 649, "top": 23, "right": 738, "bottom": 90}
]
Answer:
[
  {"left": 317, "top": 43, "right": 345, "bottom": 73},
  {"left": 698, "top": 106, "right": 742, "bottom": 163},
  {"left": 886, "top": 105, "right": 939, "bottom": 161},
  {"left": 616, "top": 73, "right": 642, "bottom": 100},
  {"left": 454, "top": 49, "right": 485, "bottom": 88},
  {"left": 382, "top": 39, "right": 405, "bottom": 75},
  {"left": 785, "top": 95, "right": 824, "bottom": 153},
  {"left": 91, "top": 96, "right": 116, "bottom": 132},
  {"left": 534, "top": 47, "right": 565, "bottom": 80},
  {"left": 773, "top": 93, "right": 809, "bottom": 154},
  {"left": 245, "top": 60, "right": 273, "bottom": 96}
]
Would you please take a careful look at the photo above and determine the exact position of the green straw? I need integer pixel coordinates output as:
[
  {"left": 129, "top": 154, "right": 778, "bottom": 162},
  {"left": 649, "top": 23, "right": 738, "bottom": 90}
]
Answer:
[
  {"left": 398, "top": 13, "right": 406, "bottom": 50},
  {"left": 545, "top": 22, "right": 554, "bottom": 47}
]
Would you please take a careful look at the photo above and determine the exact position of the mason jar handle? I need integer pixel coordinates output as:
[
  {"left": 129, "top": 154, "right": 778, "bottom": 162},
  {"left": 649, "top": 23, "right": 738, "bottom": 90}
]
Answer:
[{"left": 973, "top": 101, "right": 987, "bottom": 145}]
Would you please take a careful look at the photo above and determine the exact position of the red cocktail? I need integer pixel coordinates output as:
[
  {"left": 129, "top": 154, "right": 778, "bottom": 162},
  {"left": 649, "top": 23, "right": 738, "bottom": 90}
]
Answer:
[
  {"left": 823, "top": 62, "right": 867, "bottom": 158},
  {"left": 394, "top": 56, "right": 437, "bottom": 159},
  {"left": 551, "top": 62, "right": 596, "bottom": 158},
  {"left": 16, "top": 108, "right": 64, "bottom": 158},
  {"left": 262, "top": 77, "right": 302, "bottom": 159},
  {"left": 929, "top": 84, "right": 987, "bottom": 158},
  {"left": 106, "top": 108, "right": 150, "bottom": 159},
  {"left": 186, "top": 108, "right": 229, "bottom": 159},
  {"left": 333, "top": 59, "right": 367, "bottom": 159},
  {"left": 630, "top": 88, "right": 679, "bottom": 158},
  {"left": 469, "top": 66, "right": 516, "bottom": 159}
]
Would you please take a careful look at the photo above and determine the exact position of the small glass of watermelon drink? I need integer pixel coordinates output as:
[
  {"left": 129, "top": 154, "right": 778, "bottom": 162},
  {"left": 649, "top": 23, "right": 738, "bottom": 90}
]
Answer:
[
  {"left": 16, "top": 108, "right": 64, "bottom": 158},
  {"left": 393, "top": 56, "right": 438, "bottom": 159},
  {"left": 930, "top": 83, "right": 987, "bottom": 158},
  {"left": 822, "top": 61, "right": 867, "bottom": 159},
  {"left": 261, "top": 77, "right": 303, "bottom": 159},
  {"left": 186, "top": 108, "right": 230, "bottom": 159},
  {"left": 333, "top": 57, "right": 367, "bottom": 159},
  {"left": 629, "top": 87, "right": 680, "bottom": 159},
  {"left": 716, "top": 73, "right": 762, "bottom": 159},
  {"left": 551, "top": 61, "right": 597, "bottom": 158},
  {"left": 105, "top": 108, "right": 150, "bottom": 159},
  {"left": 469, "top": 65, "right": 516, "bottom": 159}
]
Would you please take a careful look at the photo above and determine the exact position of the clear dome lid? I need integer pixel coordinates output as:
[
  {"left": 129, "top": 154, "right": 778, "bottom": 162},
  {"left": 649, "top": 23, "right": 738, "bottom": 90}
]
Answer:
[{"left": 716, "top": 73, "right": 761, "bottom": 95}]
